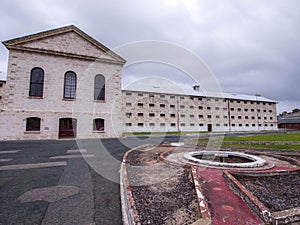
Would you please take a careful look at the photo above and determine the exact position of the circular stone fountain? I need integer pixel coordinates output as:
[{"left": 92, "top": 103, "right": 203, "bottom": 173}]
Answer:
[{"left": 183, "top": 151, "right": 266, "bottom": 168}]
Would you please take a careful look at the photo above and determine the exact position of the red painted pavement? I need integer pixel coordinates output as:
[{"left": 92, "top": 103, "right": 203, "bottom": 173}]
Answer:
[{"left": 196, "top": 167, "right": 264, "bottom": 225}]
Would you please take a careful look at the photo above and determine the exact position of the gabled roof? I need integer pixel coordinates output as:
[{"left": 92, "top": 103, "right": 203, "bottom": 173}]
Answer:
[
  {"left": 2, "top": 25, "right": 126, "bottom": 64},
  {"left": 122, "top": 77, "right": 277, "bottom": 103}
]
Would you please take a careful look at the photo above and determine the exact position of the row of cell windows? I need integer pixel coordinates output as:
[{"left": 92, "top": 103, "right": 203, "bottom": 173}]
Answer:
[
  {"left": 126, "top": 102, "right": 273, "bottom": 113},
  {"left": 29, "top": 67, "right": 105, "bottom": 100},
  {"left": 125, "top": 113, "right": 273, "bottom": 120},
  {"left": 25, "top": 117, "right": 105, "bottom": 132},
  {"left": 125, "top": 123, "right": 275, "bottom": 127},
  {"left": 125, "top": 92, "right": 274, "bottom": 105}
]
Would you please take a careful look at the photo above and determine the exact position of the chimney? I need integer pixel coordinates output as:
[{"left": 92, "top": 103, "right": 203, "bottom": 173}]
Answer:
[{"left": 193, "top": 85, "right": 200, "bottom": 91}]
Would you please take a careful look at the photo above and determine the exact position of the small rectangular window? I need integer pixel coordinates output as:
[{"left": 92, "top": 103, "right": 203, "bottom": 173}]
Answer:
[
  {"left": 180, "top": 123, "right": 185, "bottom": 126},
  {"left": 215, "top": 107, "right": 219, "bottom": 110},
  {"left": 180, "top": 105, "right": 185, "bottom": 109},
  {"left": 149, "top": 123, "right": 155, "bottom": 126},
  {"left": 26, "top": 117, "right": 41, "bottom": 131},
  {"left": 180, "top": 114, "right": 185, "bottom": 118},
  {"left": 149, "top": 103, "right": 155, "bottom": 107},
  {"left": 170, "top": 114, "right": 176, "bottom": 118},
  {"left": 138, "top": 93, "right": 143, "bottom": 96},
  {"left": 149, "top": 94, "right": 154, "bottom": 97},
  {"left": 160, "top": 95, "right": 165, "bottom": 98},
  {"left": 93, "top": 118, "right": 105, "bottom": 131},
  {"left": 180, "top": 96, "right": 185, "bottom": 100},
  {"left": 138, "top": 123, "right": 143, "bottom": 127},
  {"left": 125, "top": 123, "right": 132, "bottom": 126},
  {"left": 138, "top": 113, "right": 143, "bottom": 117},
  {"left": 190, "top": 123, "right": 195, "bottom": 126},
  {"left": 207, "top": 115, "right": 211, "bottom": 118},
  {"left": 199, "top": 123, "right": 204, "bottom": 127},
  {"left": 199, "top": 106, "right": 203, "bottom": 110},
  {"left": 170, "top": 95, "right": 175, "bottom": 99},
  {"left": 171, "top": 123, "right": 176, "bottom": 127},
  {"left": 160, "top": 104, "right": 166, "bottom": 108},
  {"left": 190, "top": 115, "right": 194, "bottom": 118},
  {"left": 207, "top": 107, "right": 211, "bottom": 110},
  {"left": 126, "top": 112, "right": 132, "bottom": 117},
  {"left": 137, "top": 103, "right": 143, "bottom": 106},
  {"left": 160, "top": 114, "right": 165, "bottom": 117},
  {"left": 149, "top": 113, "right": 155, "bottom": 117},
  {"left": 126, "top": 92, "right": 132, "bottom": 96},
  {"left": 126, "top": 103, "right": 132, "bottom": 106},
  {"left": 190, "top": 106, "right": 194, "bottom": 109},
  {"left": 199, "top": 115, "right": 203, "bottom": 118},
  {"left": 170, "top": 105, "right": 175, "bottom": 108},
  {"left": 160, "top": 123, "right": 165, "bottom": 126}
]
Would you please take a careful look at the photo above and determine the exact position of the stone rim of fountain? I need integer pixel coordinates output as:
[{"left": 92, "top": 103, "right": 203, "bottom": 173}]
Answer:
[{"left": 183, "top": 151, "right": 266, "bottom": 168}]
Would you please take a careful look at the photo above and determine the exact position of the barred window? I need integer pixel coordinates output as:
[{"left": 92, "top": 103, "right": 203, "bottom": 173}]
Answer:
[
  {"left": 93, "top": 118, "right": 104, "bottom": 131},
  {"left": 26, "top": 117, "right": 41, "bottom": 131},
  {"left": 94, "top": 74, "right": 105, "bottom": 100},
  {"left": 29, "top": 67, "right": 44, "bottom": 97},
  {"left": 64, "top": 71, "right": 77, "bottom": 99}
]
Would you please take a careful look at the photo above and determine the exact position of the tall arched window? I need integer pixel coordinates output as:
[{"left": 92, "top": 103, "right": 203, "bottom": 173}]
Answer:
[
  {"left": 94, "top": 75, "right": 105, "bottom": 100},
  {"left": 29, "top": 67, "right": 44, "bottom": 97},
  {"left": 26, "top": 117, "right": 41, "bottom": 131},
  {"left": 63, "top": 71, "right": 77, "bottom": 99}
]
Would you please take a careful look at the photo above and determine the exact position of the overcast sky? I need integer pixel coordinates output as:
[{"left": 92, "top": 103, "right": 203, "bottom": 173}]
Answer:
[{"left": 0, "top": 0, "right": 299, "bottom": 114}]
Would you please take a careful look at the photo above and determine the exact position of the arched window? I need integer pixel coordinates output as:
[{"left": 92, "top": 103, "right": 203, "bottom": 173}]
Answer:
[
  {"left": 94, "top": 75, "right": 105, "bottom": 100},
  {"left": 26, "top": 117, "right": 41, "bottom": 131},
  {"left": 63, "top": 71, "right": 77, "bottom": 99},
  {"left": 93, "top": 118, "right": 104, "bottom": 131},
  {"left": 29, "top": 67, "right": 44, "bottom": 97}
]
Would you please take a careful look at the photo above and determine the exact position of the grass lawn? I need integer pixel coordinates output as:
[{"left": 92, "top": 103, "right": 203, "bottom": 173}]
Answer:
[
  {"left": 197, "top": 132, "right": 300, "bottom": 151},
  {"left": 123, "top": 131, "right": 209, "bottom": 136}
]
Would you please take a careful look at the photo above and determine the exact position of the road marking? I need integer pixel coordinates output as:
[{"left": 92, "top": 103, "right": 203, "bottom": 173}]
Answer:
[
  {"left": 50, "top": 154, "right": 94, "bottom": 159},
  {"left": 0, "top": 150, "right": 20, "bottom": 154},
  {"left": 66, "top": 149, "right": 87, "bottom": 154},
  {"left": 0, "top": 161, "right": 67, "bottom": 171},
  {"left": 0, "top": 159, "right": 13, "bottom": 162}
]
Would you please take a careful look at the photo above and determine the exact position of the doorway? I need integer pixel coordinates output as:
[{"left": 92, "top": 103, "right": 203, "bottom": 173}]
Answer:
[
  {"left": 207, "top": 124, "right": 212, "bottom": 132},
  {"left": 59, "top": 118, "right": 77, "bottom": 138}
]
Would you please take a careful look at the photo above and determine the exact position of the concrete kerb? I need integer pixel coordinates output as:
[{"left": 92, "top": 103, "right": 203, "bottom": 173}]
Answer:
[
  {"left": 120, "top": 144, "right": 154, "bottom": 225},
  {"left": 191, "top": 166, "right": 211, "bottom": 220}
]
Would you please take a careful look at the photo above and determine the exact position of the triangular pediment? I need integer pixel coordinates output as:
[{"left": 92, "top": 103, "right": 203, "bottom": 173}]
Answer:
[{"left": 3, "top": 25, "right": 125, "bottom": 63}]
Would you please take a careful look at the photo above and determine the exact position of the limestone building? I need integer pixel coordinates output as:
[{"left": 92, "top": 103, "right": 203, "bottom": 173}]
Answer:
[
  {"left": 122, "top": 85, "right": 277, "bottom": 133},
  {"left": 0, "top": 25, "right": 125, "bottom": 140},
  {"left": 0, "top": 26, "right": 277, "bottom": 140}
]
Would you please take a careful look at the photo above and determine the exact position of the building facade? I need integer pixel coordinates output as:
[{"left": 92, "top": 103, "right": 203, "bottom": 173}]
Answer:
[
  {"left": 122, "top": 89, "right": 277, "bottom": 133},
  {"left": 0, "top": 26, "right": 277, "bottom": 140},
  {"left": 0, "top": 25, "right": 125, "bottom": 140}
]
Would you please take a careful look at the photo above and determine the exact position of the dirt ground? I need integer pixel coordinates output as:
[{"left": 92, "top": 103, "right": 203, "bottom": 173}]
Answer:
[
  {"left": 125, "top": 147, "right": 201, "bottom": 225},
  {"left": 235, "top": 171, "right": 300, "bottom": 212}
]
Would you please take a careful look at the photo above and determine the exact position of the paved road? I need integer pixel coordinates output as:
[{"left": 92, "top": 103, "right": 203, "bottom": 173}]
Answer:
[
  {"left": 0, "top": 136, "right": 184, "bottom": 225},
  {"left": 0, "top": 131, "right": 285, "bottom": 225}
]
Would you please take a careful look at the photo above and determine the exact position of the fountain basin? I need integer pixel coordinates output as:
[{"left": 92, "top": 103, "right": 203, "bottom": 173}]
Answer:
[{"left": 184, "top": 151, "right": 266, "bottom": 168}]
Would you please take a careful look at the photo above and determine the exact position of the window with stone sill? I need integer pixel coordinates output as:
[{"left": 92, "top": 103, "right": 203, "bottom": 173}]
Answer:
[
  {"left": 94, "top": 74, "right": 105, "bottom": 100},
  {"left": 64, "top": 71, "right": 77, "bottom": 99},
  {"left": 29, "top": 67, "right": 44, "bottom": 97},
  {"left": 26, "top": 117, "right": 41, "bottom": 131},
  {"left": 93, "top": 118, "right": 104, "bottom": 131}
]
